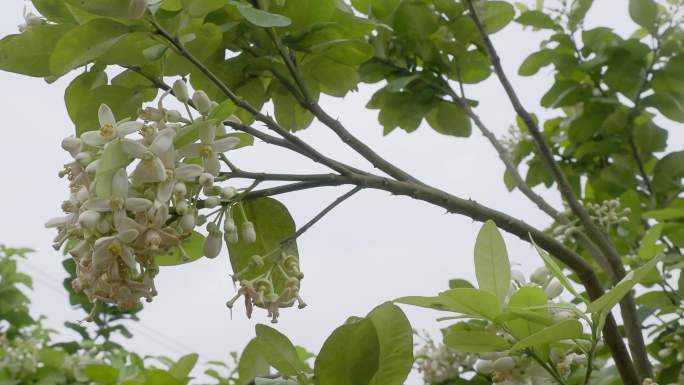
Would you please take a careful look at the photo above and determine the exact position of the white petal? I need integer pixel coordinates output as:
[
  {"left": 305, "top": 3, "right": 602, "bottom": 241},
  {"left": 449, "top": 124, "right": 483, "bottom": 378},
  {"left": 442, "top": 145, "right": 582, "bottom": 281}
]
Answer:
[
  {"left": 93, "top": 235, "right": 115, "bottom": 251},
  {"left": 84, "top": 198, "right": 111, "bottom": 212},
  {"left": 175, "top": 164, "right": 203, "bottom": 181},
  {"left": 178, "top": 143, "right": 202, "bottom": 158},
  {"left": 131, "top": 158, "right": 166, "bottom": 185},
  {"left": 98, "top": 104, "right": 116, "bottom": 128},
  {"left": 212, "top": 137, "right": 240, "bottom": 153},
  {"left": 78, "top": 210, "right": 101, "bottom": 230},
  {"left": 199, "top": 123, "right": 216, "bottom": 144},
  {"left": 45, "top": 216, "right": 68, "bottom": 228},
  {"left": 92, "top": 246, "right": 111, "bottom": 272},
  {"left": 111, "top": 168, "right": 129, "bottom": 198},
  {"left": 125, "top": 197, "right": 153, "bottom": 212},
  {"left": 81, "top": 131, "right": 109, "bottom": 146},
  {"left": 116, "top": 121, "right": 143, "bottom": 137},
  {"left": 121, "top": 138, "right": 148, "bottom": 158},
  {"left": 114, "top": 213, "right": 145, "bottom": 233},
  {"left": 204, "top": 155, "right": 220, "bottom": 176},
  {"left": 149, "top": 128, "right": 176, "bottom": 155},
  {"left": 117, "top": 228, "right": 139, "bottom": 244},
  {"left": 119, "top": 247, "right": 137, "bottom": 269},
  {"left": 156, "top": 179, "right": 174, "bottom": 203}
]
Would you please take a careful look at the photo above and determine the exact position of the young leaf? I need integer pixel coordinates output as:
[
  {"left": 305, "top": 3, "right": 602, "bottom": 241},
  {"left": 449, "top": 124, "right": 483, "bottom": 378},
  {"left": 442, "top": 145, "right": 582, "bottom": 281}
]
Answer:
[
  {"left": 426, "top": 101, "right": 472, "bottom": 138},
  {"left": 94, "top": 140, "right": 132, "bottom": 198},
  {"left": 154, "top": 232, "right": 205, "bottom": 266},
  {"left": 169, "top": 354, "right": 199, "bottom": 380},
  {"left": 236, "top": 339, "right": 270, "bottom": 385},
  {"left": 314, "top": 318, "right": 380, "bottom": 385},
  {"left": 230, "top": 2, "right": 292, "bottom": 28},
  {"left": 629, "top": 0, "right": 658, "bottom": 29},
  {"left": 255, "top": 324, "right": 306, "bottom": 377},
  {"left": 474, "top": 220, "right": 511, "bottom": 305},
  {"left": 366, "top": 303, "right": 413, "bottom": 385},
  {"left": 506, "top": 286, "right": 548, "bottom": 340},
  {"left": 439, "top": 288, "right": 502, "bottom": 320},
  {"left": 443, "top": 330, "right": 510, "bottom": 352},
  {"left": 0, "top": 24, "right": 73, "bottom": 77},
  {"left": 530, "top": 236, "right": 581, "bottom": 298},
  {"left": 587, "top": 255, "right": 663, "bottom": 314},
  {"left": 511, "top": 319, "right": 585, "bottom": 351}
]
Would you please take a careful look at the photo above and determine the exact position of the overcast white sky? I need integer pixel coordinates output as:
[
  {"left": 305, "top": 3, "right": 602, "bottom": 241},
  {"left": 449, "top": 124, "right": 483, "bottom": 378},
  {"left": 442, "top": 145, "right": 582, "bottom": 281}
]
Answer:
[{"left": 0, "top": 1, "right": 682, "bottom": 383}]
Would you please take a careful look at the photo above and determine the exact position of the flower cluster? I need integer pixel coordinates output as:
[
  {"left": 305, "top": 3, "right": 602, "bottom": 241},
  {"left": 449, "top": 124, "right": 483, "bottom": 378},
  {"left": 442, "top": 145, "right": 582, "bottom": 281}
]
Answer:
[
  {"left": 552, "top": 199, "right": 631, "bottom": 242},
  {"left": 45, "top": 81, "right": 285, "bottom": 318},
  {"left": 414, "top": 330, "right": 478, "bottom": 384}
]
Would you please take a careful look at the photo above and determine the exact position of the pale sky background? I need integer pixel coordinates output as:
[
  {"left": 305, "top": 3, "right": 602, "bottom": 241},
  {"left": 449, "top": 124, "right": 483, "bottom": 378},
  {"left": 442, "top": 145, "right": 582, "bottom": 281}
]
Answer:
[{"left": 0, "top": 1, "right": 682, "bottom": 383}]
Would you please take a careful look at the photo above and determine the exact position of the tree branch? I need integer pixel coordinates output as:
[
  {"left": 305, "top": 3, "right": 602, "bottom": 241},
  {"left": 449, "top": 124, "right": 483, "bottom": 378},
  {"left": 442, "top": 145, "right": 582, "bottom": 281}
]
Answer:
[{"left": 463, "top": 1, "right": 647, "bottom": 381}]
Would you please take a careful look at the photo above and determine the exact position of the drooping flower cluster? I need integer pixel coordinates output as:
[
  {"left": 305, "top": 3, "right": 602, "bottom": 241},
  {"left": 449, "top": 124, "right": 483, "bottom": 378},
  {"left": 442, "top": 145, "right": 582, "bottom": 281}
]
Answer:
[{"left": 45, "top": 81, "right": 305, "bottom": 320}]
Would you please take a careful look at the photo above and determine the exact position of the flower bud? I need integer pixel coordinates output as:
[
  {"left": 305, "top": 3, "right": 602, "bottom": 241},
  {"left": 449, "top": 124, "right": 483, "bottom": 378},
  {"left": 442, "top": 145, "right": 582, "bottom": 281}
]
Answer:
[
  {"left": 78, "top": 210, "right": 101, "bottom": 230},
  {"left": 220, "top": 186, "right": 237, "bottom": 199},
  {"left": 175, "top": 200, "right": 189, "bottom": 215},
  {"left": 203, "top": 231, "right": 223, "bottom": 258},
  {"left": 250, "top": 254, "right": 264, "bottom": 268},
  {"left": 545, "top": 279, "right": 563, "bottom": 299},
  {"left": 61, "top": 136, "right": 82, "bottom": 154},
  {"left": 223, "top": 217, "right": 236, "bottom": 233},
  {"left": 530, "top": 266, "right": 550, "bottom": 285},
  {"left": 196, "top": 214, "right": 207, "bottom": 226},
  {"left": 224, "top": 230, "right": 238, "bottom": 244},
  {"left": 192, "top": 91, "right": 213, "bottom": 115},
  {"left": 173, "top": 80, "right": 190, "bottom": 103},
  {"left": 173, "top": 182, "right": 187, "bottom": 197},
  {"left": 75, "top": 152, "right": 92, "bottom": 166},
  {"left": 180, "top": 213, "right": 196, "bottom": 233},
  {"left": 474, "top": 359, "right": 494, "bottom": 374},
  {"left": 205, "top": 196, "right": 220, "bottom": 208},
  {"left": 241, "top": 221, "right": 256, "bottom": 243},
  {"left": 166, "top": 109, "right": 182, "bottom": 123},
  {"left": 511, "top": 269, "right": 525, "bottom": 284},
  {"left": 493, "top": 356, "right": 515, "bottom": 372},
  {"left": 128, "top": 0, "right": 147, "bottom": 19},
  {"left": 199, "top": 172, "right": 214, "bottom": 186}
]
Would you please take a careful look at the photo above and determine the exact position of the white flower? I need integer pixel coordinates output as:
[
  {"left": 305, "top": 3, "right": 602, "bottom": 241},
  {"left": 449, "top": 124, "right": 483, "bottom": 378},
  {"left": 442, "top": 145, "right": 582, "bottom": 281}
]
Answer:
[
  {"left": 123, "top": 128, "right": 176, "bottom": 185},
  {"left": 180, "top": 124, "right": 240, "bottom": 175},
  {"left": 85, "top": 169, "right": 152, "bottom": 213},
  {"left": 81, "top": 104, "right": 143, "bottom": 146},
  {"left": 92, "top": 227, "right": 139, "bottom": 272}
]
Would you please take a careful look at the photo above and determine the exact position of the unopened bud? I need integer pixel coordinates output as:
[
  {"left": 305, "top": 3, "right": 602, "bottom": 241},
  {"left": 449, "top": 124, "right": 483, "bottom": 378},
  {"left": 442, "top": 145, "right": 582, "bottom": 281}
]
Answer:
[
  {"left": 493, "top": 356, "right": 515, "bottom": 372},
  {"left": 545, "top": 279, "right": 563, "bottom": 299},
  {"left": 78, "top": 210, "right": 101, "bottom": 230},
  {"left": 61, "top": 136, "right": 82, "bottom": 154},
  {"left": 173, "top": 80, "right": 189, "bottom": 103},
  {"left": 241, "top": 221, "right": 256, "bottom": 243},
  {"left": 250, "top": 254, "right": 264, "bottom": 268},
  {"left": 220, "top": 186, "right": 237, "bottom": 199},
  {"left": 530, "top": 266, "right": 550, "bottom": 285},
  {"left": 474, "top": 359, "right": 494, "bottom": 374},
  {"left": 224, "top": 230, "right": 238, "bottom": 244},
  {"left": 203, "top": 231, "right": 223, "bottom": 258},
  {"left": 175, "top": 200, "right": 189, "bottom": 215},
  {"left": 223, "top": 217, "right": 236, "bottom": 233},
  {"left": 192, "top": 91, "right": 213, "bottom": 115},
  {"left": 205, "top": 196, "right": 220, "bottom": 208},
  {"left": 173, "top": 182, "right": 187, "bottom": 197},
  {"left": 180, "top": 213, "right": 196, "bottom": 233},
  {"left": 199, "top": 172, "right": 214, "bottom": 186},
  {"left": 128, "top": 0, "right": 147, "bottom": 19},
  {"left": 166, "top": 109, "right": 182, "bottom": 123}
]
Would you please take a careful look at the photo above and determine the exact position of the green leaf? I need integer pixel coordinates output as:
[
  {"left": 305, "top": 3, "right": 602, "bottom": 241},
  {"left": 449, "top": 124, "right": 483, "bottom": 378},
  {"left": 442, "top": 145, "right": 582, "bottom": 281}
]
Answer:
[
  {"left": 65, "top": 0, "right": 133, "bottom": 18},
  {"left": 506, "top": 286, "right": 548, "bottom": 340},
  {"left": 273, "top": 0, "right": 336, "bottom": 31},
  {"left": 272, "top": 81, "right": 315, "bottom": 131},
  {"left": 169, "top": 354, "right": 198, "bottom": 380},
  {"left": 173, "top": 120, "right": 212, "bottom": 149},
  {"left": 227, "top": 198, "right": 299, "bottom": 309},
  {"left": 629, "top": 0, "right": 658, "bottom": 29},
  {"left": 255, "top": 324, "right": 306, "bottom": 377},
  {"left": 474, "top": 220, "right": 511, "bottom": 304},
  {"left": 643, "top": 92, "right": 684, "bottom": 123},
  {"left": 84, "top": 364, "right": 119, "bottom": 384},
  {"left": 165, "top": 23, "right": 222, "bottom": 76},
  {"left": 314, "top": 318, "right": 380, "bottom": 385},
  {"left": 518, "top": 49, "right": 554, "bottom": 76},
  {"left": 50, "top": 19, "right": 133, "bottom": 74},
  {"left": 392, "top": 0, "right": 439, "bottom": 37},
  {"left": 95, "top": 140, "right": 132, "bottom": 198},
  {"left": 482, "top": 1, "right": 516, "bottom": 34},
  {"left": 236, "top": 339, "right": 270, "bottom": 385},
  {"left": 182, "top": 0, "right": 226, "bottom": 17},
  {"left": 65, "top": 68, "right": 108, "bottom": 123},
  {"left": 208, "top": 100, "right": 238, "bottom": 122},
  {"left": 516, "top": 10, "right": 558, "bottom": 29},
  {"left": 443, "top": 330, "right": 510, "bottom": 352},
  {"left": 39, "top": 348, "right": 67, "bottom": 368},
  {"left": 511, "top": 320, "right": 584, "bottom": 351},
  {"left": 304, "top": 56, "right": 359, "bottom": 97},
  {"left": 231, "top": 2, "right": 292, "bottom": 27},
  {"left": 643, "top": 209, "right": 684, "bottom": 221},
  {"left": 456, "top": 49, "right": 492, "bottom": 84},
  {"left": 440, "top": 288, "right": 502, "bottom": 320},
  {"left": 0, "top": 24, "right": 72, "bottom": 77},
  {"left": 426, "top": 101, "right": 472, "bottom": 137},
  {"left": 73, "top": 85, "right": 143, "bottom": 136},
  {"left": 587, "top": 255, "right": 663, "bottom": 314},
  {"left": 530, "top": 237, "right": 581, "bottom": 298},
  {"left": 366, "top": 303, "right": 413, "bottom": 385},
  {"left": 155, "top": 232, "right": 205, "bottom": 266},
  {"left": 32, "top": 0, "right": 77, "bottom": 23}
]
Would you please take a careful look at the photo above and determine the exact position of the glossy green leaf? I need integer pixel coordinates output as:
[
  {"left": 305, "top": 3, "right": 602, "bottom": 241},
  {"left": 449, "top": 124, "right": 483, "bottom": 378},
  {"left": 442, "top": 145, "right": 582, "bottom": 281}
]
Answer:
[
  {"left": 208, "top": 100, "right": 238, "bottom": 122},
  {"left": 506, "top": 286, "right": 548, "bottom": 340},
  {"left": 84, "top": 364, "right": 119, "bottom": 384},
  {"left": 182, "top": 0, "right": 226, "bottom": 17},
  {"left": 367, "top": 303, "right": 413, "bottom": 385},
  {"left": 426, "top": 101, "right": 472, "bottom": 137},
  {"left": 0, "top": 24, "right": 72, "bottom": 77},
  {"left": 314, "top": 318, "right": 379, "bottom": 385},
  {"left": 65, "top": 68, "right": 108, "bottom": 123},
  {"left": 65, "top": 0, "right": 132, "bottom": 18},
  {"left": 482, "top": 1, "right": 516, "bottom": 33},
  {"left": 32, "top": 0, "right": 77, "bottom": 23},
  {"left": 231, "top": 2, "right": 292, "bottom": 27},
  {"left": 236, "top": 339, "right": 270, "bottom": 385},
  {"left": 392, "top": 0, "right": 439, "bottom": 37},
  {"left": 255, "top": 324, "right": 306, "bottom": 377},
  {"left": 629, "top": 0, "right": 658, "bottom": 29},
  {"left": 304, "top": 56, "right": 359, "bottom": 97},
  {"left": 441, "top": 288, "right": 501, "bottom": 320},
  {"left": 643, "top": 92, "right": 684, "bottom": 123},
  {"left": 273, "top": 0, "right": 336, "bottom": 31},
  {"left": 518, "top": 49, "right": 554, "bottom": 76},
  {"left": 272, "top": 81, "right": 315, "bottom": 131},
  {"left": 516, "top": 10, "right": 557, "bottom": 29},
  {"left": 443, "top": 330, "right": 510, "bottom": 352},
  {"left": 511, "top": 319, "right": 584, "bottom": 351},
  {"left": 474, "top": 220, "right": 510, "bottom": 305},
  {"left": 155, "top": 232, "right": 205, "bottom": 266},
  {"left": 50, "top": 19, "right": 133, "bottom": 74}
]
